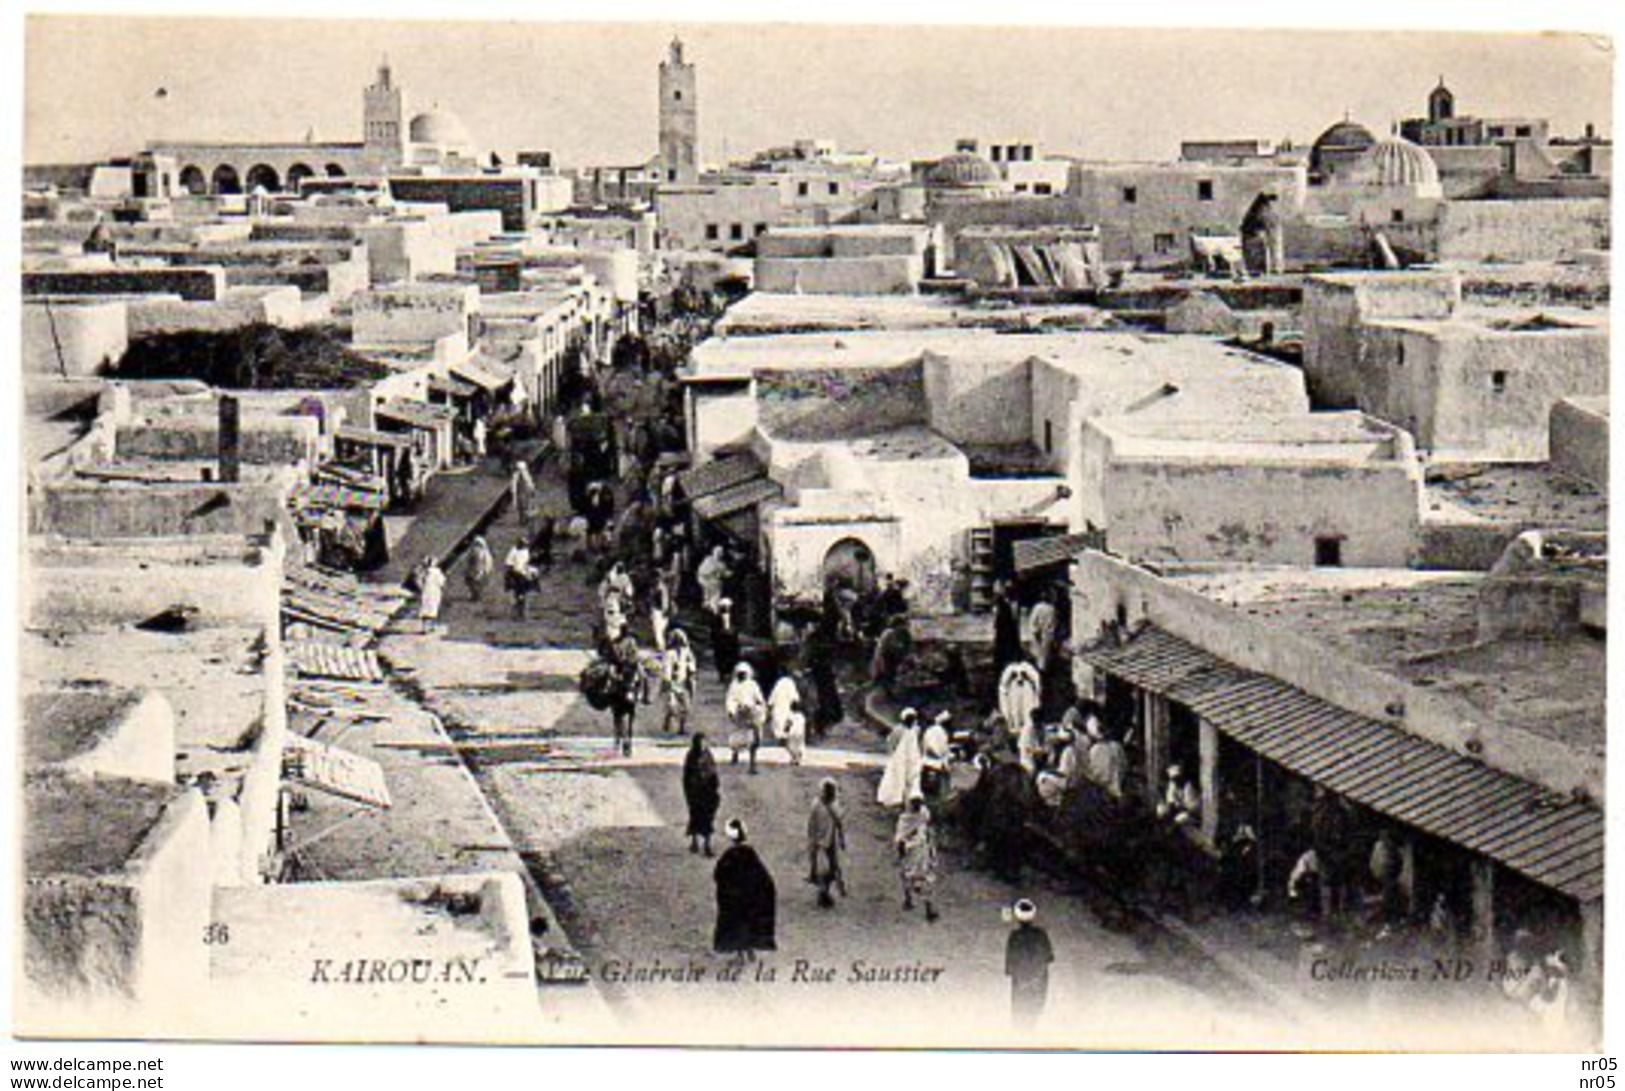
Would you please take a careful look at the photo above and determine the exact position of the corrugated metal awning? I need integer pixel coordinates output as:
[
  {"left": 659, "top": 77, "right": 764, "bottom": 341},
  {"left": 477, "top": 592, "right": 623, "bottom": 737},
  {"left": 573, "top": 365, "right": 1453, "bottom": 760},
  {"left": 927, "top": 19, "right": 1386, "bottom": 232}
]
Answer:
[
  {"left": 451, "top": 357, "right": 514, "bottom": 392},
  {"left": 679, "top": 452, "right": 766, "bottom": 501},
  {"left": 333, "top": 425, "right": 412, "bottom": 450},
  {"left": 375, "top": 400, "right": 457, "bottom": 431},
  {"left": 428, "top": 375, "right": 479, "bottom": 399},
  {"left": 288, "top": 481, "right": 388, "bottom": 511},
  {"left": 1013, "top": 529, "right": 1104, "bottom": 574},
  {"left": 692, "top": 477, "right": 782, "bottom": 521},
  {"left": 1078, "top": 625, "right": 1604, "bottom": 903}
]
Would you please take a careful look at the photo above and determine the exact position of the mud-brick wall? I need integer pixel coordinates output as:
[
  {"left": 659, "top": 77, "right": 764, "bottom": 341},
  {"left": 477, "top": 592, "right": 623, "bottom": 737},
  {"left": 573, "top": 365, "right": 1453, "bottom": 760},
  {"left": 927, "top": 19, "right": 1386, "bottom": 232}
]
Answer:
[
  {"left": 922, "top": 352, "right": 1032, "bottom": 447},
  {"left": 29, "top": 480, "right": 294, "bottom": 540},
  {"left": 23, "top": 267, "right": 226, "bottom": 302},
  {"left": 126, "top": 288, "right": 304, "bottom": 336},
  {"left": 767, "top": 512, "right": 903, "bottom": 605},
  {"left": 1301, "top": 272, "right": 1460, "bottom": 408},
  {"left": 114, "top": 415, "right": 320, "bottom": 466},
  {"left": 1425, "top": 327, "right": 1610, "bottom": 461},
  {"left": 27, "top": 537, "right": 283, "bottom": 635},
  {"left": 753, "top": 255, "right": 921, "bottom": 295},
  {"left": 1436, "top": 198, "right": 1611, "bottom": 263},
  {"left": 1550, "top": 398, "right": 1610, "bottom": 488},
  {"left": 23, "top": 299, "right": 129, "bottom": 376},
  {"left": 389, "top": 177, "right": 529, "bottom": 231},
  {"left": 22, "top": 787, "right": 211, "bottom": 1026},
  {"left": 755, "top": 362, "right": 925, "bottom": 441},
  {"left": 1098, "top": 459, "right": 1423, "bottom": 568}
]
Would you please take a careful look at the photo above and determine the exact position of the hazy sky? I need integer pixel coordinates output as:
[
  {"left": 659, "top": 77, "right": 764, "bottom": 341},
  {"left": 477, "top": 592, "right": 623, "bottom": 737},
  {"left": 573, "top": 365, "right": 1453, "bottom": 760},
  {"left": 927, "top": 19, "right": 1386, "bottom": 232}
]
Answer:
[{"left": 23, "top": 16, "right": 1614, "bottom": 167}]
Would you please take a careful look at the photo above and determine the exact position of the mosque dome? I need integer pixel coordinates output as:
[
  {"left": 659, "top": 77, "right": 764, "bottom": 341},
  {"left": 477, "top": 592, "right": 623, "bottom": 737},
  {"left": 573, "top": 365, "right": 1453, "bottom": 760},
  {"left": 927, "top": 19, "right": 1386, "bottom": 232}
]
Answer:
[
  {"left": 1310, "top": 119, "right": 1376, "bottom": 173},
  {"left": 926, "top": 151, "right": 1001, "bottom": 188},
  {"left": 408, "top": 107, "right": 472, "bottom": 149},
  {"left": 1366, "top": 134, "right": 1440, "bottom": 188}
]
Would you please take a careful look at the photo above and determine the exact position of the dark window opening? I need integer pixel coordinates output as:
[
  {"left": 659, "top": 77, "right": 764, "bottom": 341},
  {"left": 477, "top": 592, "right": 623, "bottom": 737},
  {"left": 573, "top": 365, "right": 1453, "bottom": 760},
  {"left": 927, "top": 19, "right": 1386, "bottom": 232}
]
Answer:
[
  {"left": 797, "top": 181, "right": 810, "bottom": 197},
  {"left": 730, "top": 223, "right": 744, "bottom": 240},
  {"left": 1492, "top": 370, "right": 1508, "bottom": 393},
  {"left": 704, "top": 223, "right": 719, "bottom": 241},
  {"left": 1197, "top": 180, "right": 1214, "bottom": 200},
  {"left": 754, "top": 222, "right": 768, "bottom": 235},
  {"left": 1043, "top": 419, "right": 1054, "bottom": 455},
  {"left": 828, "top": 182, "right": 839, "bottom": 195},
  {"left": 1516, "top": 125, "right": 1533, "bottom": 138},
  {"left": 1314, "top": 537, "right": 1344, "bottom": 568},
  {"left": 673, "top": 90, "right": 682, "bottom": 102},
  {"left": 1391, "top": 208, "right": 1405, "bottom": 224},
  {"left": 1123, "top": 186, "right": 1138, "bottom": 204},
  {"left": 1034, "top": 183, "right": 1053, "bottom": 195}
]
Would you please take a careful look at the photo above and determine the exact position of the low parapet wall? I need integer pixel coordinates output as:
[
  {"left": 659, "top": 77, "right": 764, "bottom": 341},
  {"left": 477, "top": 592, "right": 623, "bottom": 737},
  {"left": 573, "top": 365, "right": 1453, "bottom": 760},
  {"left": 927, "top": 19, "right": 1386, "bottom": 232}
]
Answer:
[
  {"left": 23, "top": 266, "right": 227, "bottom": 302},
  {"left": 114, "top": 412, "right": 320, "bottom": 467},
  {"left": 28, "top": 475, "right": 297, "bottom": 540},
  {"left": 26, "top": 532, "right": 284, "bottom": 633},
  {"left": 126, "top": 285, "right": 304, "bottom": 336},
  {"left": 21, "top": 777, "right": 213, "bottom": 1036}
]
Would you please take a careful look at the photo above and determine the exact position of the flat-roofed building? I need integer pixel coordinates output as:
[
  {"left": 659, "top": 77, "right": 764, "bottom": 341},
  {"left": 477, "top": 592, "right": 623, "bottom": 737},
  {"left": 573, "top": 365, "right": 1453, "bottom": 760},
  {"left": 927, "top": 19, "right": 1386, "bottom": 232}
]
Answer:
[{"left": 1075, "top": 411, "right": 1425, "bottom": 567}]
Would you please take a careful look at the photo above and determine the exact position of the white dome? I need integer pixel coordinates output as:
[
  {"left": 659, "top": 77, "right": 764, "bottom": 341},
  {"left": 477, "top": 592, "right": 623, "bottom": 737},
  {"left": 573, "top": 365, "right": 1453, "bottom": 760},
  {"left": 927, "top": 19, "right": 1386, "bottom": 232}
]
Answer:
[{"left": 408, "top": 108, "right": 472, "bottom": 149}]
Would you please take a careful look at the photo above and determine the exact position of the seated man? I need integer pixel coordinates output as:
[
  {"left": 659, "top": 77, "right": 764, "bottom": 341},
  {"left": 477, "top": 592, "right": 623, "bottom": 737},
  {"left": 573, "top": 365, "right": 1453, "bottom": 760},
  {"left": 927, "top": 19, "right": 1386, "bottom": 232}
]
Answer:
[{"left": 1034, "top": 725, "right": 1085, "bottom": 809}]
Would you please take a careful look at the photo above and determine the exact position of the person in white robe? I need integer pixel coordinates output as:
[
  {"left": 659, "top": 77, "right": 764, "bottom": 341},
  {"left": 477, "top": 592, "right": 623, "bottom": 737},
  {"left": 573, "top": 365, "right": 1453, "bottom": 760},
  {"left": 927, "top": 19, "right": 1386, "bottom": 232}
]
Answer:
[
  {"left": 999, "top": 661, "right": 1043, "bottom": 770},
  {"left": 878, "top": 709, "right": 924, "bottom": 807},
  {"left": 418, "top": 558, "right": 446, "bottom": 633},
  {"left": 768, "top": 672, "right": 802, "bottom": 744},
  {"left": 724, "top": 663, "right": 767, "bottom": 774}
]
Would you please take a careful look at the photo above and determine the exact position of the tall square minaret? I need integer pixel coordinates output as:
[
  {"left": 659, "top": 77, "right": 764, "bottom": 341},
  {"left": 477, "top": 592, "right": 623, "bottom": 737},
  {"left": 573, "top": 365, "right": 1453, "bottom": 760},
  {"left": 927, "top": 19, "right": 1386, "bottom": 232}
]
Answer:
[
  {"left": 364, "top": 57, "right": 406, "bottom": 165},
  {"left": 658, "top": 37, "right": 698, "bottom": 184}
]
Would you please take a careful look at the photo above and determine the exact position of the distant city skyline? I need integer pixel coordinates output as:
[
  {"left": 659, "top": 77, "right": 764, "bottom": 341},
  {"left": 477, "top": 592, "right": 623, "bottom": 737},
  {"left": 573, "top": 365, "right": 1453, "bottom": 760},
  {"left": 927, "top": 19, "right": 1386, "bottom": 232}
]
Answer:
[{"left": 24, "top": 17, "right": 1614, "bottom": 168}]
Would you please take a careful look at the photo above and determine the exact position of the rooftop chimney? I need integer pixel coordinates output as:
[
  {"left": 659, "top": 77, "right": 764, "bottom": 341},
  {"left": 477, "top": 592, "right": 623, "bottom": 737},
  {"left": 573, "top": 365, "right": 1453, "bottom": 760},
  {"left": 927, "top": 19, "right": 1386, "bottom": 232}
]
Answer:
[{"left": 218, "top": 394, "right": 241, "bottom": 484}]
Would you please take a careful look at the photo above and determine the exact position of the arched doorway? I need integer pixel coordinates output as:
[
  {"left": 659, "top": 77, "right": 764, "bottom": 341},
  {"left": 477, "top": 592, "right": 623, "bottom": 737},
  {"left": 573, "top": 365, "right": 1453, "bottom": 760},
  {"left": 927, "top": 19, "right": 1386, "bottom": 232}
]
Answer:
[
  {"left": 245, "top": 163, "right": 281, "bottom": 193},
  {"left": 286, "top": 163, "right": 315, "bottom": 192},
  {"left": 821, "top": 537, "right": 878, "bottom": 596},
  {"left": 178, "top": 165, "right": 207, "bottom": 194},
  {"left": 211, "top": 164, "right": 242, "bottom": 195},
  {"left": 324, "top": 163, "right": 347, "bottom": 177}
]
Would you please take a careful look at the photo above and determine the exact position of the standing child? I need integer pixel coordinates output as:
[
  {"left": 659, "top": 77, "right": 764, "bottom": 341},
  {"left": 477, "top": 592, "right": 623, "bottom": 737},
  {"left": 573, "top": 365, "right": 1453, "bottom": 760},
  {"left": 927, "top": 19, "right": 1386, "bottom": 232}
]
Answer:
[{"left": 418, "top": 557, "right": 446, "bottom": 634}]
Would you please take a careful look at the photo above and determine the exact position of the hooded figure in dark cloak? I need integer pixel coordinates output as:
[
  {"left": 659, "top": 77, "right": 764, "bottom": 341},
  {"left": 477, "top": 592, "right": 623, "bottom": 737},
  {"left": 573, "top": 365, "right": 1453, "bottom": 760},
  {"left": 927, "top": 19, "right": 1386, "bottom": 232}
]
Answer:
[
  {"left": 683, "top": 732, "right": 721, "bottom": 856},
  {"left": 980, "top": 754, "right": 1036, "bottom": 883},
  {"left": 992, "top": 581, "right": 1022, "bottom": 674},
  {"left": 713, "top": 819, "right": 777, "bottom": 954}
]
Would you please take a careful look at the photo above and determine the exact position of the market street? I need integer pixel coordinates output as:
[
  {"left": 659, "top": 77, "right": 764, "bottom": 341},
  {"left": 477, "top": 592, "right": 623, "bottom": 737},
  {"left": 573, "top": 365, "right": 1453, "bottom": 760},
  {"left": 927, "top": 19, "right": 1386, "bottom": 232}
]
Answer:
[{"left": 376, "top": 458, "right": 1282, "bottom": 1049}]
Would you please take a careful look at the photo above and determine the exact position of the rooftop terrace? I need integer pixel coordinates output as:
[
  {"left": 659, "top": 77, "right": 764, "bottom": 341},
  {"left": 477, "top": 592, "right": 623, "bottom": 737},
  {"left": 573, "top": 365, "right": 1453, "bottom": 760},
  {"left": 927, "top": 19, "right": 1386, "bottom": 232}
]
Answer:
[
  {"left": 1162, "top": 565, "right": 1604, "bottom": 751},
  {"left": 714, "top": 291, "right": 1113, "bottom": 336},
  {"left": 1423, "top": 461, "right": 1608, "bottom": 532},
  {"left": 25, "top": 771, "right": 189, "bottom": 879}
]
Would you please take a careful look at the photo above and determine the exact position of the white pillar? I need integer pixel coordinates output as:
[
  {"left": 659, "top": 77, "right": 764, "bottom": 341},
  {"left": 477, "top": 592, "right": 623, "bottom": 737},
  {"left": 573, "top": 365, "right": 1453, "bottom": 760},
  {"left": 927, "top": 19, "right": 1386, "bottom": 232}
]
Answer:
[{"left": 1198, "top": 718, "right": 1220, "bottom": 846}]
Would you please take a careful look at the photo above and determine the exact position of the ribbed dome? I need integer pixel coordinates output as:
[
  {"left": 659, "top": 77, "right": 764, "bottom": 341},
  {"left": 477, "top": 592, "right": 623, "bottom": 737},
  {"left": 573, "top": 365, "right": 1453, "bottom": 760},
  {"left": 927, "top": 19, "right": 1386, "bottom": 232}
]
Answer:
[
  {"left": 1366, "top": 135, "right": 1440, "bottom": 188},
  {"left": 926, "top": 152, "right": 1000, "bottom": 188},
  {"left": 408, "top": 108, "right": 471, "bottom": 148}
]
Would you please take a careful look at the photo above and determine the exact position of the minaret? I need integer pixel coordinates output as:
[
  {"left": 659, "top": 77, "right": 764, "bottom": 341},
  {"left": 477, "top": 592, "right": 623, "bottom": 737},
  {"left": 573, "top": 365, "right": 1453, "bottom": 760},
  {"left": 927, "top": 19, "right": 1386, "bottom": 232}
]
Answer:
[
  {"left": 1428, "top": 77, "right": 1455, "bottom": 124},
  {"left": 364, "top": 55, "right": 406, "bottom": 165},
  {"left": 658, "top": 36, "right": 698, "bottom": 184}
]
